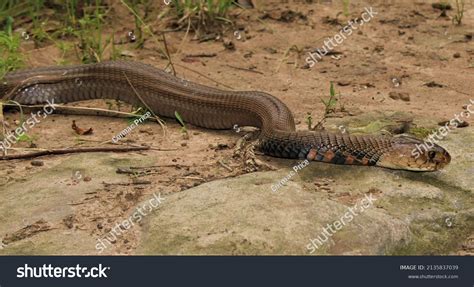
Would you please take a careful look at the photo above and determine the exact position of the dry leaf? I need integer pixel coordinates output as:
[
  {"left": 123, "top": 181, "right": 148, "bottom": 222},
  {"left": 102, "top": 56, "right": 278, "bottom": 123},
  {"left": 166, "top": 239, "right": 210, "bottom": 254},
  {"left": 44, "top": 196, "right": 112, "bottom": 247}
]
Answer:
[{"left": 72, "top": 120, "right": 93, "bottom": 135}]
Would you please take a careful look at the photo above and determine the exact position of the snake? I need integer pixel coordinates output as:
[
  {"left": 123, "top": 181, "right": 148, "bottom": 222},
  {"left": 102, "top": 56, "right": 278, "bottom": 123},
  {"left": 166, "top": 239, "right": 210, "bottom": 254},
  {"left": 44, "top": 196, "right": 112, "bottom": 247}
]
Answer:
[{"left": 0, "top": 61, "right": 451, "bottom": 171}]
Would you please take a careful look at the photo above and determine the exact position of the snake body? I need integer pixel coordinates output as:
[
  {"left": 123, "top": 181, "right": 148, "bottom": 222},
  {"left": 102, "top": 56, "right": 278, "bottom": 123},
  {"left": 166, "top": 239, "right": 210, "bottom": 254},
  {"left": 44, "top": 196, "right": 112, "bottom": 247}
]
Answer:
[{"left": 0, "top": 61, "right": 450, "bottom": 171}]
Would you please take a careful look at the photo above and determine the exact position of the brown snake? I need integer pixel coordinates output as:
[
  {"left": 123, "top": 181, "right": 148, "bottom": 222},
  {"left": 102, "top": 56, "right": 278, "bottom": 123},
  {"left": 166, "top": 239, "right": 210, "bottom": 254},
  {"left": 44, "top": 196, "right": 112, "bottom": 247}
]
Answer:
[{"left": 0, "top": 61, "right": 450, "bottom": 171}]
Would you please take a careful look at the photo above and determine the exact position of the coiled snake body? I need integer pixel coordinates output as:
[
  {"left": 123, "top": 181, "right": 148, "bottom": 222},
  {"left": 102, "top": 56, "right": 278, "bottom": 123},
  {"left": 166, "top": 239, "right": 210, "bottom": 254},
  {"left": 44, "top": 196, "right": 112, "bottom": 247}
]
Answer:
[{"left": 0, "top": 61, "right": 450, "bottom": 171}]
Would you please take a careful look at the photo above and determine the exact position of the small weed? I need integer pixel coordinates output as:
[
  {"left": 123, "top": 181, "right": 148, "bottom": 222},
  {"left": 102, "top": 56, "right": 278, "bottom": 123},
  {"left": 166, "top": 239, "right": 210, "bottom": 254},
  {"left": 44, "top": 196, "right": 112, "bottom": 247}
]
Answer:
[
  {"left": 174, "top": 111, "right": 188, "bottom": 134},
  {"left": 305, "top": 112, "right": 313, "bottom": 130},
  {"left": 321, "top": 82, "right": 339, "bottom": 115},
  {"left": 169, "top": 0, "right": 234, "bottom": 36},
  {"left": 342, "top": 0, "right": 350, "bottom": 17},
  {"left": 0, "top": 1, "right": 30, "bottom": 26},
  {"left": 124, "top": 0, "right": 152, "bottom": 48},
  {"left": 75, "top": 1, "right": 108, "bottom": 63},
  {"left": 452, "top": 0, "right": 464, "bottom": 25},
  {"left": 0, "top": 23, "right": 24, "bottom": 79},
  {"left": 127, "top": 107, "right": 150, "bottom": 125}
]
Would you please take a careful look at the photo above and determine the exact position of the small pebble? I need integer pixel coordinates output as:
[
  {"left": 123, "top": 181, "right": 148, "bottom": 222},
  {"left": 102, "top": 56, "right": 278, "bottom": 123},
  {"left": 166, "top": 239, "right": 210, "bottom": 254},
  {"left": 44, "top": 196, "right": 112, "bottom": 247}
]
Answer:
[
  {"left": 389, "top": 91, "right": 410, "bottom": 102},
  {"left": 30, "top": 160, "right": 44, "bottom": 167},
  {"left": 453, "top": 52, "right": 461, "bottom": 58}
]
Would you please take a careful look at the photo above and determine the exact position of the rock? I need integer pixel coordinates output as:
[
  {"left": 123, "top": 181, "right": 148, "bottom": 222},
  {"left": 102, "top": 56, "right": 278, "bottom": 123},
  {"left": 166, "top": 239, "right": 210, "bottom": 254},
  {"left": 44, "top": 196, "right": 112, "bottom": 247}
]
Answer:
[
  {"left": 389, "top": 91, "right": 410, "bottom": 101},
  {"left": 135, "top": 113, "right": 472, "bottom": 255},
  {"left": 1, "top": 114, "right": 472, "bottom": 256},
  {"left": 453, "top": 52, "right": 461, "bottom": 58},
  {"left": 432, "top": 2, "right": 452, "bottom": 10},
  {"left": 30, "top": 160, "right": 44, "bottom": 167},
  {"left": 337, "top": 80, "right": 351, "bottom": 86},
  {"left": 223, "top": 39, "right": 235, "bottom": 51},
  {"left": 438, "top": 119, "right": 469, "bottom": 128},
  {"left": 263, "top": 47, "right": 277, "bottom": 54},
  {"left": 137, "top": 142, "right": 473, "bottom": 255},
  {"left": 0, "top": 153, "right": 157, "bottom": 255},
  {"left": 424, "top": 81, "right": 444, "bottom": 88},
  {"left": 236, "top": 0, "right": 254, "bottom": 8}
]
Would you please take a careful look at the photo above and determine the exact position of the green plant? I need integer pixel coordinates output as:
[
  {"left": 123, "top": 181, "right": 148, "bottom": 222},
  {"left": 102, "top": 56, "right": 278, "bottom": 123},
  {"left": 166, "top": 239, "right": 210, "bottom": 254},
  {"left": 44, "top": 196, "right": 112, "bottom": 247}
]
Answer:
[
  {"left": 127, "top": 107, "right": 149, "bottom": 125},
  {"left": 452, "top": 0, "right": 464, "bottom": 25},
  {"left": 124, "top": 0, "right": 152, "bottom": 48},
  {"left": 170, "top": 0, "right": 234, "bottom": 35},
  {"left": 320, "top": 82, "right": 339, "bottom": 115},
  {"left": 342, "top": 0, "right": 350, "bottom": 17},
  {"left": 120, "top": 0, "right": 175, "bottom": 72},
  {"left": 75, "top": 0, "right": 109, "bottom": 63},
  {"left": 305, "top": 112, "right": 313, "bottom": 130},
  {"left": 0, "top": 0, "right": 30, "bottom": 26},
  {"left": 0, "top": 25, "right": 24, "bottom": 80},
  {"left": 66, "top": 0, "right": 79, "bottom": 27},
  {"left": 174, "top": 111, "right": 187, "bottom": 134}
]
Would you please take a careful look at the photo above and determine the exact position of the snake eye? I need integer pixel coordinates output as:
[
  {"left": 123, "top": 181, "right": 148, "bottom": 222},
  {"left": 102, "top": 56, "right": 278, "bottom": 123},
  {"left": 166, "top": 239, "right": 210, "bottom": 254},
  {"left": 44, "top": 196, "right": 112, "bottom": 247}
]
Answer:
[{"left": 428, "top": 151, "right": 436, "bottom": 160}]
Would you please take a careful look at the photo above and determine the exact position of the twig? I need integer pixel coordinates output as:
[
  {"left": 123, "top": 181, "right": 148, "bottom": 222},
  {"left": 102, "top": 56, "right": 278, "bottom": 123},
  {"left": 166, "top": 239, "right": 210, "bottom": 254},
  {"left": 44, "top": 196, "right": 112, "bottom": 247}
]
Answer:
[
  {"left": 122, "top": 72, "right": 167, "bottom": 136},
  {"left": 185, "top": 53, "right": 217, "bottom": 58},
  {"left": 162, "top": 33, "right": 176, "bottom": 76},
  {"left": 103, "top": 179, "right": 151, "bottom": 186},
  {"left": 176, "top": 18, "right": 192, "bottom": 55},
  {"left": 2, "top": 103, "right": 163, "bottom": 122},
  {"left": 225, "top": 64, "right": 264, "bottom": 75},
  {"left": 0, "top": 146, "right": 150, "bottom": 160},
  {"left": 130, "top": 164, "right": 188, "bottom": 169},
  {"left": 179, "top": 176, "right": 204, "bottom": 180},
  {"left": 218, "top": 160, "right": 233, "bottom": 172},
  {"left": 174, "top": 63, "right": 234, "bottom": 90}
]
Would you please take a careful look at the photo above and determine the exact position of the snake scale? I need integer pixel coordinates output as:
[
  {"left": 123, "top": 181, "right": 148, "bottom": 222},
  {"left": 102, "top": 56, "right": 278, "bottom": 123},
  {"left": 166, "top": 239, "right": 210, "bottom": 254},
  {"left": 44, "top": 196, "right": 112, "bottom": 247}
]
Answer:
[{"left": 0, "top": 61, "right": 450, "bottom": 171}]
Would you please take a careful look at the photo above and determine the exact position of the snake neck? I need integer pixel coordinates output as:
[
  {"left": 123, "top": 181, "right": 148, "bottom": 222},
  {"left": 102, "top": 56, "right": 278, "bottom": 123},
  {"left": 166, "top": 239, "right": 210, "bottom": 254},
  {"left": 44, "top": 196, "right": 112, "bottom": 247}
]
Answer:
[{"left": 259, "top": 130, "right": 393, "bottom": 166}]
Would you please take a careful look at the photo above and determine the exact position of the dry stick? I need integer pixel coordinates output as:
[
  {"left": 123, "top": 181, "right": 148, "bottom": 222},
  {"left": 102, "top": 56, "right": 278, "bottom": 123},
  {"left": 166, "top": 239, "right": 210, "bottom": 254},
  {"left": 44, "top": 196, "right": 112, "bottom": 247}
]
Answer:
[
  {"left": 2, "top": 103, "right": 162, "bottom": 122},
  {"left": 174, "top": 63, "right": 234, "bottom": 90},
  {"left": 185, "top": 53, "right": 217, "bottom": 58},
  {"left": 98, "top": 139, "right": 178, "bottom": 151},
  {"left": 218, "top": 159, "right": 234, "bottom": 172},
  {"left": 176, "top": 18, "right": 192, "bottom": 55},
  {"left": 122, "top": 72, "right": 168, "bottom": 137},
  {"left": 0, "top": 146, "right": 150, "bottom": 160},
  {"left": 225, "top": 64, "right": 264, "bottom": 75},
  {"left": 162, "top": 32, "right": 177, "bottom": 76}
]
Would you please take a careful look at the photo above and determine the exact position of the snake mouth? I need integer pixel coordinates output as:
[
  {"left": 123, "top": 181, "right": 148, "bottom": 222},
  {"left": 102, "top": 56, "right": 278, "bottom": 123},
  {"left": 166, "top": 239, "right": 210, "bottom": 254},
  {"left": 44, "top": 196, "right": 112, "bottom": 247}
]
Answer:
[{"left": 432, "top": 149, "right": 451, "bottom": 170}]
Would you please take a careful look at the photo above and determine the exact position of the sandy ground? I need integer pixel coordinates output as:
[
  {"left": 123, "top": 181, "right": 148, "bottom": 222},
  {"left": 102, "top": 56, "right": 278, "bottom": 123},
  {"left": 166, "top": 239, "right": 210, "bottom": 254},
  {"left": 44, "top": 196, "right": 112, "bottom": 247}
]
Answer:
[{"left": 0, "top": 0, "right": 473, "bottom": 254}]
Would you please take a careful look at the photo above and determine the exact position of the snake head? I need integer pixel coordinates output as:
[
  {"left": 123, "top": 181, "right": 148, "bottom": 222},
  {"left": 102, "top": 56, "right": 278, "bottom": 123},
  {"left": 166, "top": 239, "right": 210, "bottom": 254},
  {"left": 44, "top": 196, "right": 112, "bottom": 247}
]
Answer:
[{"left": 377, "top": 135, "right": 451, "bottom": 171}]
